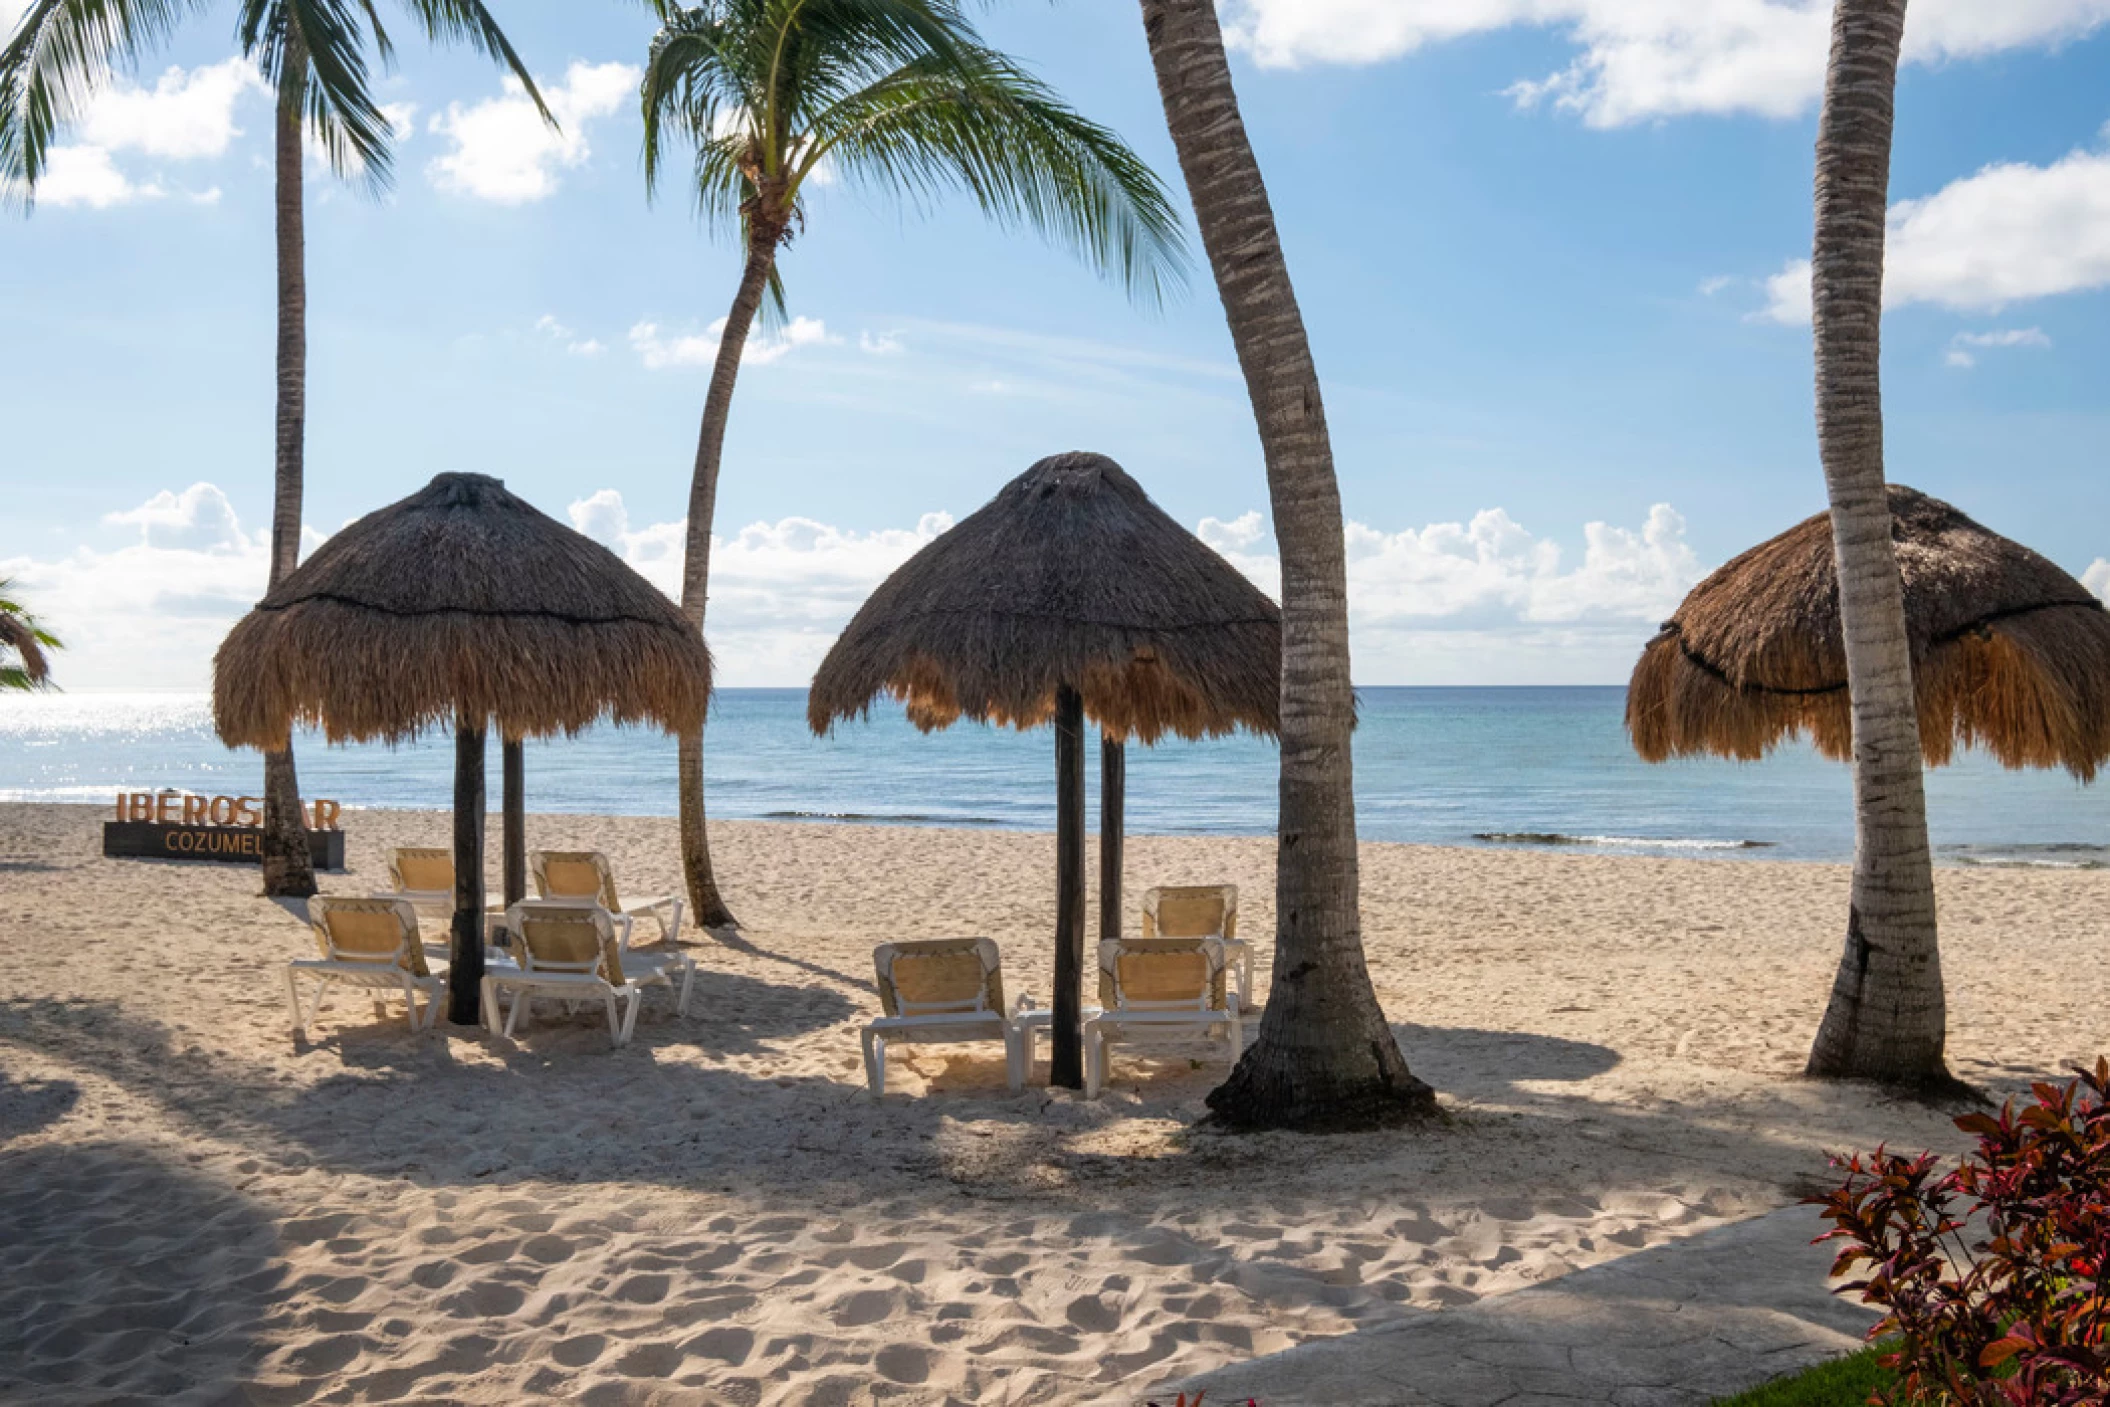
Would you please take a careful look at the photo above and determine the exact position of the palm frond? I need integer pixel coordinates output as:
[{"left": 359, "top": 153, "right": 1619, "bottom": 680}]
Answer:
[
  {"left": 0, "top": 579, "right": 57, "bottom": 687},
  {"left": 808, "top": 49, "right": 1187, "bottom": 305},
  {"left": 394, "top": 0, "right": 551, "bottom": 124},
  {"left": 0, "top": 0, "right": 206, "bottom": 204}
]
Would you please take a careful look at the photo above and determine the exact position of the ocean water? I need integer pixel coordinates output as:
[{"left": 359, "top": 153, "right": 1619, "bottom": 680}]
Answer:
[{"left": 0, "top": 688, "right": 2101, "bottom": 867}]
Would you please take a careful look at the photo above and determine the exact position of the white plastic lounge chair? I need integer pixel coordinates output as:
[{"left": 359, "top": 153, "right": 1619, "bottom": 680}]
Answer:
[
  {"left": 1141, "top": 883, "right": 1252, "bottom": 1004},
  {"left": 1083, "top": 936, "right": 1242, "bottom": 1098},
  {"left": 381, "top": 847, "right": 455, "bottom": 913},
  {"left": 481, "top": 901, "right": 695, "bottom": 1049},
  {"left": 529, "top": 850, "right": 684, "bottom": 948},
  {"left": 863, "top": 938, "right": 1030, "bottom": 1097},
  {"left": 287, "top": 896, "right": 447, "bottom": 1039}
]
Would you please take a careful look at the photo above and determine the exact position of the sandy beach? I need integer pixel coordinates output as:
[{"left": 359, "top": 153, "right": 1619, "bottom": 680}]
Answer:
[{"left": 1, "top": 799, "right": 2105, "bottom": 1405}]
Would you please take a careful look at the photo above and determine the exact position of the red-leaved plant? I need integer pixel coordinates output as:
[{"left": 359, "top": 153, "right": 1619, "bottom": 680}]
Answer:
[{"left": 1813, "top": 1058, "right": 2110, "bottom": 1405}]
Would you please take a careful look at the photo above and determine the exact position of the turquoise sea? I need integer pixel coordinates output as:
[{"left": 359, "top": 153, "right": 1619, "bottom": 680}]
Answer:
[{"left": 0, "top": 687, "right": 2101, "bottom": 866}]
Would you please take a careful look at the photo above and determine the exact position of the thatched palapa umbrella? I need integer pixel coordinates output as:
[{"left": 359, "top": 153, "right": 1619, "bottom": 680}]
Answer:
[
  {"left": 216, "top": 472, "right": 713, "bottom": 1023},
  {"left": 1628, "top": 484, "right": 2110, "bottom": 779},
  {"left": 808, "top": 452, "right": 1281, "bottom": 1088}
]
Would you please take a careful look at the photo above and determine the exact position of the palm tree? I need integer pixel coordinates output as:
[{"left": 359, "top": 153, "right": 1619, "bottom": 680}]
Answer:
[
  {"left": 638, "top": 0, "right": 1186, "bottom": 929},
  {"left": 2, "top": 1, "right": 548, "bottom": 897},
  {"left": 1134, "top": 0, "right": 1435, "bottom": 1129},
  {"left": 0, "top": 580, "right": 59, "bottom": 691},
  {"left": 1802, "top": 0, "right": 1951, "bottom": 1086}
]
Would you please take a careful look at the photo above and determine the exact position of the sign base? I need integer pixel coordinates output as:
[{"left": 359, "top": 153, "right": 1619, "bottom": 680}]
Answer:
[{"left": 103, "top": 821, "right": 345, "bottom": 870}]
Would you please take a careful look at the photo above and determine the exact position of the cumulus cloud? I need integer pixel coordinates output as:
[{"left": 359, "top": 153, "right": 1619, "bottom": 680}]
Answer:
[
  {"left": 1762, "top": 129, "right": 2110, "bottom": 322},
  {"left": 25, "top": 57, "right": 260, "bottom": 207},
  {"left": 4, "top": 484, "right": 332, "bottom": 689},
  {"left": 427, "top": 60, "right": 638, "bottom": 203},
  {"left": 860, "top": 331, "right": 906, "bottom": 355},
  {"left": 1221, "top": 0, "right": 2110, "bottom": 127},
  {"left": 1943, "top": 326, "right": 2052, "bottom": 368},
  {"left": 2085, "top": 559, "right": 2110, "bottom": 602},
  {"left": 629, "top": 316, "right": 838, "bottom": 370},
  {"left": 565, "top": 490, "right": 954, "bottom": 684},
  {"left": 535, "top": 314, "right": 605, "bottom": 356}
]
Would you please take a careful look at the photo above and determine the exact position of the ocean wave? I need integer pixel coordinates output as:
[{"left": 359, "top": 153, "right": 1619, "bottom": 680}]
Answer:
[
  {"left": 760, "top": 809, "right": 1007, "bottom": 827},
  {"left": 1472, "top": 832, "right": 1773, "bottom": 851},
  {"left": 1943, "top": 843, "right": 2109, "bottom": 871}
]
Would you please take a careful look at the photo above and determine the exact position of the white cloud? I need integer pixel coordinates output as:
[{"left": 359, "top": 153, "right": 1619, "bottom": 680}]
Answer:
[
  {"left": 1222, "top": 0, "right": 2110, "bottom": 127},
  {"left": 628, "top": 315, "right": 838, "bottom": 370},
  {"left": 19, "top": 57, "right": 261, "bottom": 208},
  {"left": 1762, "top": 130, "right": 2110, "bottom": 322},
  {"left": 859, "top": 331, "right": 906, "bottom": 355},
  {"left": 2085, "top": 559, "right": 2110, "bottom": 602},
  {"left": 566, "top": 490, "right": 955, "bottom": 684},
  {"left": 1697, "top": 275, "right": 1735, "bottom": 297},
  {"left": 77, "top": 58, "right": 263, "bottom": 159},
  {"left": 33, "top": 145, "right": 164, "bottom": 208},
  {"left": 535, "top": 314, "right": 606, "bottom": 356},
  {"left": 5, "top": 484, "right": 337, "bottom": 689},
  {"left": 427, "top": 60, "right": 638, "bottom": 203},
  {"left": 1943, "top": 326, "right": 2052, "bottom": 368}
]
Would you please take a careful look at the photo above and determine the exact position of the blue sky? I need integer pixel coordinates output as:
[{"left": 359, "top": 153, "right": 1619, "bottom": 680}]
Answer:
[{"left": 4, "top": 0, "right": 2107, "bottom": 690}]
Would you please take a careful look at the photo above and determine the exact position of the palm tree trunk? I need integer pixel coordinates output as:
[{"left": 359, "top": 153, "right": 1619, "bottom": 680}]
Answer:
[
  {"left": 1803, "top": 0, "right": 1950, "bottom": 1086},
  {"left": 1138, "top": 0, "right": 1434, "bottom": 1130},
  {"left": 261, "top": 61, "right": 316, "bottom": 900},
  {"left": 676, "top": 232, "right": 781, "bottom": 931}
]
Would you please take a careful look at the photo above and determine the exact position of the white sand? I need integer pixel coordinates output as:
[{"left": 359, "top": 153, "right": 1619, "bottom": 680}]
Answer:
[{"left": 1, "top": 800, "right": 2104, "bottom": 1404}]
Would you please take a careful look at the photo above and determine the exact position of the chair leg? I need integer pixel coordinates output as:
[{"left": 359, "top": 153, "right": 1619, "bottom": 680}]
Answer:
[
  {"left": 1084, "top": 1024, "right": 1104, "bottom": 1099},
  {"left": 603, "top": 991, "right": 623, "bottom": 1047},
  {"left": 664, "top": 898, "right": 685, "bottom": 945},
  {"left": 619, "top": 988, "right": 642, "bottom": 1046},
  {"left": 286, "top": 969, "right": 307, "bottom": 1041},
  {"left": 862, "top": 1028, "right": 885, "bottom": 1098},
  {"left": 1004, "top": 1028, "right": 1024, "bottom": 1093},
  {"left": 674, "top": 960, "right": 695, "bottom": 1017},
  {"left": 478, "top": 977, "right": 499, "bottom": 1034},
  {"left": 504, "top": 988, "right": 528, "bottom": 1038}
]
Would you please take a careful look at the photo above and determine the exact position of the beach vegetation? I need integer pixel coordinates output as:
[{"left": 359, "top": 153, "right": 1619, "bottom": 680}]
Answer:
[
  {"left": 1132, "top": 0, "right": 1438, "bottom": 1130},
  {"left": 0, "top": 578, "right": 59, "bottom": 691},
  {"left": 1796, "top": 0, "right": 1950, "bottom": 1087},
  {"left": 1710, "top": 1347, "right": 1895, "bottom": 1406},
  {"left": 636, "top": 0, "right": 1187, "bottom": 931},
  {"left": 1815, "top": 1059, "right": 2110, "bottom": 1403},
  {"left": 1, "top": 0, "right": 550, "bottom": 899}
]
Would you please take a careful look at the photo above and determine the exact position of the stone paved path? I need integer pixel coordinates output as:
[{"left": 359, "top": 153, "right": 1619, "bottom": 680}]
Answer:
[{"left": 1148, "top": 1206, "right": 1880, "bottom": 1406}]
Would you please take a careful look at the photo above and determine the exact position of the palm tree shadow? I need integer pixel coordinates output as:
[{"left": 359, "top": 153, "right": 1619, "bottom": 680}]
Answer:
[
  {"left": 0, "top": 1141, "right": 283, "bottom": 1400},
  {"left": 701, "top": 925, "right": 870, "bottom": 991},
  {"left": 1393, "top": 1024, "right": 1622, "bottom": 1102},
  {"left": 0, "top": 1071, "right": 78, "bottom": 1144}
]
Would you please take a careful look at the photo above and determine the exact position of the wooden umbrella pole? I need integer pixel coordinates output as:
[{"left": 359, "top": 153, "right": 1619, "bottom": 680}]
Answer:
[
  {"left": 449, "top": 711, "right": 488, "bottom": 1026},
  {"left": 502, "top": 737, "right": 526, "bottom": 908},
  {"left": 1052, "top": 684, "right": 1087, "bottom": 1089},
  {"left": 1099, "top": 731, "right": 1125, "bottom": 943}
]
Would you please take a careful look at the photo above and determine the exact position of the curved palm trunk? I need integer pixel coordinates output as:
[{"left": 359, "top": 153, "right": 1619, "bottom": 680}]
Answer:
[
  {"left": 262, "top": 64, "right": 316, "bottom": 900},
  {"left": 1803, "top": 0, "right": 1948, "bottom": 1086},
  {"left": 676, "top": 233, "right": 781, "bottom": 931},
  {"left": 1138, "top": 0, "right": 1434, "bottom": 1130}
]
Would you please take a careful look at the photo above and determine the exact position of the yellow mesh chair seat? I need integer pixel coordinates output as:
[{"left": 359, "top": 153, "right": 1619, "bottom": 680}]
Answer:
[
  {"left": 864, "top": 938, "right": 1024, "bottom": 1097},
  {"left": 482, "top": 901, "right": 695, "bottom": 1049},
  {"left": 388, "top": 848, "right": 455, "bottom": 899},
  {"left": 1085, "top": 936, "right": 1242, "bottom": 1099},
  {"left": 287, "top": 897, "right": 445, "bottom": 1040},
  {"left": 529, "top": 850, "right": 685, "bottom": 947},
  {"left": 1140, "top": 884, "right": 1250, "bottom": 1003}
]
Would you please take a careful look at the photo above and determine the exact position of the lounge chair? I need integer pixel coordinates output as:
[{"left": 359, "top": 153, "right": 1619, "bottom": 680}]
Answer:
[
  {"left": 382, "top": 846, "right": 456, "bottom": 913},
  {"left": 1141, "top": 883, "right": 1252, "bottom": 1004},
  {"left": 529, "top": 850, "right": 684, "bottom": 948},
  {"left": 481, "top": 901, "right": 695, "bottom": 1049},
  {"left": 863, "top": 938, "right": 1030, "bottom": 1097},
  {"left": 287, "top": 896, "right": 447, "bottom": 1039},
  {"left": 1083, "top": 936, "right": 1242, "bottom": 1098}
]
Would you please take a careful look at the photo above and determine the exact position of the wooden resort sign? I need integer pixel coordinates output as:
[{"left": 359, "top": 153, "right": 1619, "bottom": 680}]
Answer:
[{"left": 103, "top": 791, "right": 347, "bottom": 869}]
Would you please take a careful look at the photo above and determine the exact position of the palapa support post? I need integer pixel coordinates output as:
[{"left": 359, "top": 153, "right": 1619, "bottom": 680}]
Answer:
[
  {"left": 502, "top": 737, "right": 526, "bottom": 908},
  {"left": 449, "top": 712, "right": 488, "bottom": 1026},
  {"left": 1099, "top": 731, "right": 1125, "bottom": 943},
  {"left": 1052, "top": 685, "right": 1087, "bottom": 1089}
]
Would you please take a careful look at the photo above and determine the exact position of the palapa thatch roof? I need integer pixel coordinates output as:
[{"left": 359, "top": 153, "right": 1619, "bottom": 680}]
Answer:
[
  {"left": 1628, "top": 484, "right": 2110, "bottom": 779},
  {"left": 808, "top": 452, "right": 1280, "bottom": 744},
  {"left": 215, "top": 473, "right": 712, "bottom": 750}
]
